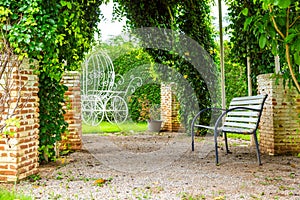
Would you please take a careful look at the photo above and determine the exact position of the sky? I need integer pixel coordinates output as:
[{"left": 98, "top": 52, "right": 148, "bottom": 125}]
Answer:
[
  {"left": 98, "top": 1, "right": 228, "bottom": 42},
  {"left": 98, "top": 2, "right": 126, "bottom": 41}
]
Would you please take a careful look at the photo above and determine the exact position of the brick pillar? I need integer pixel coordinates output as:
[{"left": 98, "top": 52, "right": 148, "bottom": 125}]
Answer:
[
  {"left": 161, "top": 83, "right": 181, "bottom": 132},
  {"left": 61, "top": 71, "right": 82, "bottom": 150},
  {"left": 258, "top": 73, "right": 300, "bottom": 155},
  {"left": 0, "top": 61, "right": 39, "bottom": 182}
]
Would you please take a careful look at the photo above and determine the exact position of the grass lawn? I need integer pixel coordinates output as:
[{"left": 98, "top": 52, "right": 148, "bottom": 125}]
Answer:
[
  {"left": 82, "top": 122, "right": 258, "bottom": 143},
  {"left": 227, "top": 133, "right": 251, "bottom": 141},
  {"left": 0, "top": 188, "right": 32, "bottom": 200},
  {"left": 82, "top": 121, "right": 148, "bottom": 134},
  {"left": 227, "top": 132, "right": 260, "bottom": 141}
]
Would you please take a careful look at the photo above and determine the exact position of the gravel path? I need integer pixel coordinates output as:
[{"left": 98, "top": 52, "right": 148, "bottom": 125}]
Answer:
[{"left": 5, "top": 132, "right": 300, "bottom": 199}]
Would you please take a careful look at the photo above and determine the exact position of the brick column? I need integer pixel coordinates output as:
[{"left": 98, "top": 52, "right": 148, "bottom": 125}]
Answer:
[
  {"left": 0, "top": 61, "right": 39, "bottom": 182},
  {"left": 61, "top": 71, "right": 82, "bottom": 150},
  {"left": 258, "top": 73, "right": 300, "bottom": 155},
  {"left": 161, "top": 83, "right": 181, "bottom": 132}
]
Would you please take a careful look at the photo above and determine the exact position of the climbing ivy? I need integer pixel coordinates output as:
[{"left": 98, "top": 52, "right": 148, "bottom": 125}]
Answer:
[
  {"left": 0, "top": 0, "right": 103, "bottom": 162},
  {"left": 113, "top": 0, "right": 217, "bottom": 132}
]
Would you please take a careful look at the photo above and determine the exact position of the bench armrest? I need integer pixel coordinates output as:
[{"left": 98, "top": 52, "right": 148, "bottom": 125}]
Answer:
[
  {"left": 191, "top": 108, "right": 226, "bottom": 150},
  {"left": 191, "top": 107, "right": 226, "bottom": 125}
]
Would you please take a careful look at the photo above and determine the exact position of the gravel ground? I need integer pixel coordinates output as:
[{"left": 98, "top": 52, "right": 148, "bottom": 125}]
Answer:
[{"left": 3, "top": 132, "right": 300, "bottom": 200}]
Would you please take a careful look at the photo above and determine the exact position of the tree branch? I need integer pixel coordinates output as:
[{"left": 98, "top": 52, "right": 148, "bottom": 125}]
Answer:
[
  {"left": 289, "top": 16, "right": 300, "bottom": 28},
  {"left": 269, "top": 5, "right": 285, "bottom": 39},
  {"left": 286, "top": 44, "right": 300, "bottom": 92},
  {"left": 286, "top": 6, "right": 290, "bottom": 36}
]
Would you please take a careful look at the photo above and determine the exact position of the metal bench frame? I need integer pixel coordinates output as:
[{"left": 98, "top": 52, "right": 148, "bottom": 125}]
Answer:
[{"left": 191, "top": 94, "right": 268, "bottom": 165}]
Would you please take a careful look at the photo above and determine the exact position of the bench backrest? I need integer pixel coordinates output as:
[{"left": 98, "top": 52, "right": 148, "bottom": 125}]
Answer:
[{"left": 223, "top": 95, "right": 267, "bottom": 133}]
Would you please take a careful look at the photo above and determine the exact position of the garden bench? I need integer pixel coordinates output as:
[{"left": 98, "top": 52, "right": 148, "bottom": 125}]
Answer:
[{"left": 191, "top": 94, "right": 268, "bottom": 165}]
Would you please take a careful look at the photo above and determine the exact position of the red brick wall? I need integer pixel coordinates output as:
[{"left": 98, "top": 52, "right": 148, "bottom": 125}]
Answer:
[
  {"left": 0, "top": 61, "right": 39, "bottom": 182},
  {"left": 61, "top": 71, "right": 82, "bottom": 150},
  {"left": 0, "top": 66, "right": 82, "bottom": 182},
  {"left": 161, "top": 83, "right": 181, "bottom": 132},
  {"left": 258, "top": 73, "right": 300, "bottom": 155}
]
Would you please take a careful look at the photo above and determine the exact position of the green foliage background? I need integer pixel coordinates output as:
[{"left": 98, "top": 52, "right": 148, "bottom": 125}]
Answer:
[
  {"left": 226, "top": 0, "right": 275, "bottom": 97},
  {"left": 224, "top": 42, "right": 247, "bottom": 107},
  {"left": 243, "top": 0, "right": 300, "bottom": 91}
]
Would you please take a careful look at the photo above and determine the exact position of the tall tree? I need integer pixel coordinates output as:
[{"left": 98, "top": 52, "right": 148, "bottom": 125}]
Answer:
[{"left": 226, "top": 0, "right": 275, "bottom": 95}]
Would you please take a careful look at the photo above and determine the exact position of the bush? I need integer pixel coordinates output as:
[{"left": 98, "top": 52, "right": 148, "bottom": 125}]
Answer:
[{"left": 128, "top": 84, "right": 160, "bottom": 122}]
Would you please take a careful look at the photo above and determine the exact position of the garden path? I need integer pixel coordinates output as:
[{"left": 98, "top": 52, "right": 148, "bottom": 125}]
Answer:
[{"left": 8, "top": 132, "right": 300, "bottom": 199}]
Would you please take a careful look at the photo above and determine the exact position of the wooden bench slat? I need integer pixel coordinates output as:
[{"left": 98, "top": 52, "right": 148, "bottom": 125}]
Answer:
[
  {"left": 231, "top": 95, "right": 266, "bottom": 101},
  {"left": 230, "top": 99, "right": 263, "bottom": 106},
  {"left": 194, "top": 124, "right": 256, "bottom": 134},
  {"left": 226, "top": 111, "right": 260, "bottom": 117},
  {"left": 228, "top": 105, "right": 262, "bottom": 110},
  {"left": 223, "top": 121, "right": 257, "bottom": 129},
  {"left": 225, "top": 117, "right": 258, "bottom": 123},
  {"left": 194, "top": 124, "right": 215, "bottom": 130},
  {"left": 222, "top": 127, "right": 254, "bottom": 134}
]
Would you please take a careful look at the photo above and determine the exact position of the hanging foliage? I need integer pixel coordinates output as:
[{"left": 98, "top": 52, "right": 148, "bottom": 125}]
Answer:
[
  {"left": 113, "top": 0, "right": 217, "bottom": 133},
  {"left": 0, "top": 0, "right": 103, "bottom": 162}
]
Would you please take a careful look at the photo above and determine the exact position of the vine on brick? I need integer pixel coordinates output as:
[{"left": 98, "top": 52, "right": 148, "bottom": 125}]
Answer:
[{"left": 0, "top": 0, "right": 103, "bottom": 162}]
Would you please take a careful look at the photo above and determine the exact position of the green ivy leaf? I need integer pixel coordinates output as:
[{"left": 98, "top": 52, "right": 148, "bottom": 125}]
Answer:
[
  {"left": 244, "top": 17, "right": 253, "bottom": 30},
  {"left": 285, "top": 33, "right": 297, "bottom": 43},
  {"left": 259, "top": 34, "right": 267, "bottom": 48},
  {"left": 66, "top": 2, "right": 72, "bottom": 9},
  {"left": 49, "top": 19, "right": 55, "bottom": 25},
  {"left": 278, "top": 0, "right": 291, "bottom": 9},
  {"left": 294, "top": 52, "right": 300, "bottom": 65},
  {"left": 241, "top": 8, "right": 248, "bottom": 16},
  {"left": 2, "top": 24, "right": 11, "bottom": 31},
  {"left": 60, "top": 0, "right": 67, "bottom": 6}
]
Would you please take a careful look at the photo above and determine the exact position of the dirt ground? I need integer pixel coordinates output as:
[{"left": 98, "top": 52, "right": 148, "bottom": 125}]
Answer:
[{"left": 3, "top": 132, "right": 300, "bottom": 199}]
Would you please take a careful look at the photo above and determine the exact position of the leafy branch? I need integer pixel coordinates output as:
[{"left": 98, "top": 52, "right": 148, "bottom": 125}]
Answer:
[
  {"left": 268, "top": 3, "right": 300, "bottom": 92},
  {"left": 245, "top": 0, "right": 300, "bottom": 92}
]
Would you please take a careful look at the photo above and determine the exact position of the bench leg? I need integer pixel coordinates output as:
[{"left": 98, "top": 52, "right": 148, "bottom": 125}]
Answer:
[
  {"left": 224, "top": 132, "right": 230, "bottom": 154},
  {"left": 214, "top": 130, "right": 219, "bottom": 165},
  {"left": 191, "top": 125, "right": 195, "bottom": 151},
  {"left": 253, "top": 133, "right": 262, "bottom": 165}
]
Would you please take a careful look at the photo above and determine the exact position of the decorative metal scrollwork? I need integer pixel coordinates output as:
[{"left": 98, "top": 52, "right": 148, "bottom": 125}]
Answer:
[{"left": 81, "top": 51, "right": 142, "bottom": 126}]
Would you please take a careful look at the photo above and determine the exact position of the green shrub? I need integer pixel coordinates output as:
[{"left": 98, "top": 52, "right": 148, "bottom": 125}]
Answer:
[{"left": 128, "top": 84, "right": 161, "bottom": 122}]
